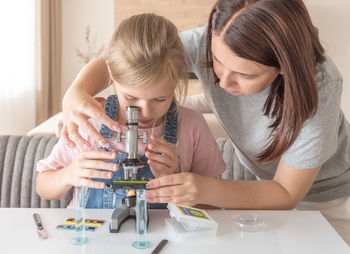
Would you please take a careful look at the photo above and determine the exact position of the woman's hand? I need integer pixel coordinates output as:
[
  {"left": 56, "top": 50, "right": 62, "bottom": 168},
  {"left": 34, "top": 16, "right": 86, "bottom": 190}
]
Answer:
[
  {"left": 145, "top": 173, "right": 209, "bottom": 207},
  {"left": 61, "top": 56, "right": 116, "bottom": 149},
  {"left": 61, "top": 92, "right": 118, "bottom": 149},
  {"left": 145, "top": 135, "right": 179, "bottom": 177},
  {"left": 62, "top": 150, "right": 118, "bottom": 189}
]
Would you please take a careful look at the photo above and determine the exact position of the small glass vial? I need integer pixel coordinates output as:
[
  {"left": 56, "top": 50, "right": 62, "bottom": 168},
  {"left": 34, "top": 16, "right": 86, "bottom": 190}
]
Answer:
[
  {"left": 71, "top": 186, "right": 89, "bottom": 245},
  {"left": 132, "top": 189, "right": 151, "bottom": 249}
]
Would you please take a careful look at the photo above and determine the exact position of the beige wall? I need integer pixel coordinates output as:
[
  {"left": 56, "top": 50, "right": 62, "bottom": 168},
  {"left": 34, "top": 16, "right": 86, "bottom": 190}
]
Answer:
[
  {"left": 114, "top": 0, "right": 216, "bottom": 31},
  {"left": 61, "top": 0, "right": 114, "bottom": 100},
  {"left": 304, "top": 0, "right": 350, "bottom": 119}
]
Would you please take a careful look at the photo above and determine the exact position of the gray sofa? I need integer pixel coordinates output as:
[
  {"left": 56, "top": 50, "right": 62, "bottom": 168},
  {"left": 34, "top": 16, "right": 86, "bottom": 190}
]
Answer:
[
  {"left": 0, "top": 135, "right": 255, "bottom": 208},
  {"left": 0, "top": 135, "right": 72, "bottom": 208}
]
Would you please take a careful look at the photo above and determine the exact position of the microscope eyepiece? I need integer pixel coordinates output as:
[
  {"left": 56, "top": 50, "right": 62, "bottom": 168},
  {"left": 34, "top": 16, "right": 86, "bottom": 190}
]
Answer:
[{"left": 125, "top": 106, "right": 138, "bottom": 126}]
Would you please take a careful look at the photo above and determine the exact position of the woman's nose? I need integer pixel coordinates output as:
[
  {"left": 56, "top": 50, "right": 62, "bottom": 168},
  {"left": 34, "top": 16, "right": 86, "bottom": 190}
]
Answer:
[{"left": 219, "top": 70, "right": 235, "bottom": 89}]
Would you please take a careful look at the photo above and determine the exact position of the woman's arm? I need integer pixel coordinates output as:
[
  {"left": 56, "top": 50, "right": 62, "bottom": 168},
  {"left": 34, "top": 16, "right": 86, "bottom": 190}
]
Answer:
[
  {"left": 61, "top": 57, "right": 118, "bottom": 149},
  {"left": 146, "top": 159, "right": 320, "bottom": 209}
]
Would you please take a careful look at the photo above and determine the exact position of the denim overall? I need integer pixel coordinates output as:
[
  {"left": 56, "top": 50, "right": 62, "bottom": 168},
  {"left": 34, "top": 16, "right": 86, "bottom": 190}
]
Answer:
[{"left": 85, "top": 95, "right": 178, "bottom": 209}]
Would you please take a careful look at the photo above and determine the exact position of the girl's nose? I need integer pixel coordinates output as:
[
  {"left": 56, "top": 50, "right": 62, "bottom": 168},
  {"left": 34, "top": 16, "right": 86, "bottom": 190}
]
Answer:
[{"left": 140, "top": 101, "right": 153, "bottom": 118}]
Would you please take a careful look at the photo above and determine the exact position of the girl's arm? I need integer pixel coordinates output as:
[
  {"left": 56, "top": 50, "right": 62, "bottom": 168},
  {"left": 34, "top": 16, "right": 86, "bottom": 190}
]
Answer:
[
  {"left": 61, "top": 56, "right": 117, "bottom": 149},
  {"left": 36, "top": 149, "right": 117, "bottom": 200},
  {"left": 146, "top": 160, "right": 320, "bottom": 209},
  {"left": 36, "top": 168, "right": 74, "bottom": 200}
]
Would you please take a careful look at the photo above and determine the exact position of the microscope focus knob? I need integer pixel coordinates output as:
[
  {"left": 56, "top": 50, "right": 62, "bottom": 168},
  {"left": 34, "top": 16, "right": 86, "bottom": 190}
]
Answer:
[
  {"left": 141, "top": 132, "right": 147, "bottom": 144},
  {"left": 116, "top": 130, "right": 122, "bottom": 143}
]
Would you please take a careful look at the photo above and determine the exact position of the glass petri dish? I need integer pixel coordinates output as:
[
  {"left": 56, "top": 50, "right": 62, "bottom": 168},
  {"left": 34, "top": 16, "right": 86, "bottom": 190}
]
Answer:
[{"left": 232, "top": 214, "right": 265, "bottom": 232}]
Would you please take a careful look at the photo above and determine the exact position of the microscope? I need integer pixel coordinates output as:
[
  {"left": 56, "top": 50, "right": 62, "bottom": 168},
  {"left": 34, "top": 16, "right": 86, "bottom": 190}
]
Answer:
[{"left": 109, "top": 106, "right": 149, "bottom": 233}]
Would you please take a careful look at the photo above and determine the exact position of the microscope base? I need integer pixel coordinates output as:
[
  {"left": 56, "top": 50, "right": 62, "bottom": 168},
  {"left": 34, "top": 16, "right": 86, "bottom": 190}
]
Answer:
[
  {"left": 109, "top": 206, "right": 149, "bottom": 233},
  {"left": 109, "top": 206, "right": 136, "bottom": 233}
]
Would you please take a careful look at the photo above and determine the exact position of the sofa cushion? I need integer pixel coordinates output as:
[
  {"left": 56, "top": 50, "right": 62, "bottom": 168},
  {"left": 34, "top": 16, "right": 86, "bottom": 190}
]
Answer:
[{"left": 0, "top": 135, "right": 72, "bottom": 208}]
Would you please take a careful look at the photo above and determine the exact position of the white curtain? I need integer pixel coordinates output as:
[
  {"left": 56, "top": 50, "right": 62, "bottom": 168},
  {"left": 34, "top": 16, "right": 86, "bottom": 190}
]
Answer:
[
  {"left": 36, "top": 0, "right": 62, "bottom": 126},
  {"left": 0, "top": 0, "right": 36, "bottom": 135}
]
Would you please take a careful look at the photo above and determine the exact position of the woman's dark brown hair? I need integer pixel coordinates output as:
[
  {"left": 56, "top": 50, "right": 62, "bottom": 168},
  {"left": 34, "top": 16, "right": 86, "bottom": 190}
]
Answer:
[{"left": 206, "top": 0, "right": 325, "bottom": 163}]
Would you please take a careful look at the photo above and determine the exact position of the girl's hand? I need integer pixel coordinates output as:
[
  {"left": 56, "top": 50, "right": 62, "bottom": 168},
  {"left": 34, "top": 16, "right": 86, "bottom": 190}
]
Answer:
[
  {"left": 61, "top": 92, "right": 119, "bottom": 149},
  {"left": 145, "top": 135, "right": 179, "bottom": 177},
  {"left": 62, "top": 150, "right": 118, "bottom": 189},
  {"left": 146, "top": 173, "right": 208, "bottom": 207}
]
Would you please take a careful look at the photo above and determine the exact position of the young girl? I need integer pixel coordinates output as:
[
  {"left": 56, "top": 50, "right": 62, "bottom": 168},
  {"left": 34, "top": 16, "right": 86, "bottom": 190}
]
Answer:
[{"left": 36, "top": 13, "right": 226, "bottom": 208}]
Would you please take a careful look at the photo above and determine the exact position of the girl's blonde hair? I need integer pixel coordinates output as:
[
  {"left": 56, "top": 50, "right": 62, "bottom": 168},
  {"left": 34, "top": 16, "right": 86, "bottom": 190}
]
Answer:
[{"left": 105, "top": 13, "right": 188, "bottom": 103}]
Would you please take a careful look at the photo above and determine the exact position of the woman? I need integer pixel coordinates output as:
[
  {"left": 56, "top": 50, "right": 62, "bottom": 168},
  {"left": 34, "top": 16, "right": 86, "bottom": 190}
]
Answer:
[{"left": 61, "top": 0, "right": 350, "bottom": 244}]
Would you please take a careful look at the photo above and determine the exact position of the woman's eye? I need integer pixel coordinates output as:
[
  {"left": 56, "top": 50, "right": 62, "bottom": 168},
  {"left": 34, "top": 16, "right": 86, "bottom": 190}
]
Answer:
[
  {"left": 155, "top": 98, "right": 166, "bottom": 102},
  {"left": 240, "top": 74, "right": 256, "bottom": 79}
]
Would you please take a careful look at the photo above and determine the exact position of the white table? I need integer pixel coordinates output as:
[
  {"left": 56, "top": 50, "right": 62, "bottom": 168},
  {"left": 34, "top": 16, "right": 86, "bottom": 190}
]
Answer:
[{"left": 1, "top": 208, "right": 349, "bottom": 254}]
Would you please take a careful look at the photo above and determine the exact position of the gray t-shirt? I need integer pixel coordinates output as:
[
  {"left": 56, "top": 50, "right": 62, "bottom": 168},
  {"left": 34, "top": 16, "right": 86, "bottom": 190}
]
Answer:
[{"left": 180, "top": 26, "right": 350, "bottom": 202}]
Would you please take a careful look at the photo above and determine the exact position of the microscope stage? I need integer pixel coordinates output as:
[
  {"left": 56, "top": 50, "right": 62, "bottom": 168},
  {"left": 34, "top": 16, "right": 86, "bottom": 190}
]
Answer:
[{"left": 111, "top": 180, "right": 149, "bottom": 190}]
